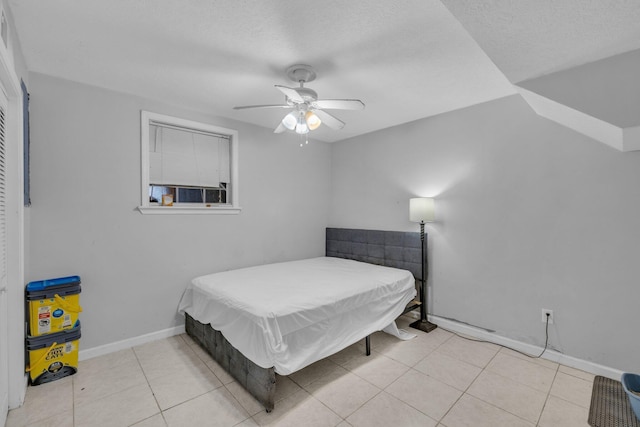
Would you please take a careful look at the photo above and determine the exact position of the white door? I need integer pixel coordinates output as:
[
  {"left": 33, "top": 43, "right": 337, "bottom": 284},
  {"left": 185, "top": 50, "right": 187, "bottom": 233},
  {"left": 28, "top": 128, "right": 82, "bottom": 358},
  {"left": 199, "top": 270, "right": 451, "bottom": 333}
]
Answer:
[{"left": 0, "top": 88, "right": 9, "bottom": 426}]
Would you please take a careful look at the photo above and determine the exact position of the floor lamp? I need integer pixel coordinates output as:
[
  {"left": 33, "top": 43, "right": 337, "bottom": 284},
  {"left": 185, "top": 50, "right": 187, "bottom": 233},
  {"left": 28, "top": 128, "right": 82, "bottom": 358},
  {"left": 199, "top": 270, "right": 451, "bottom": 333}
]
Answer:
[{"left": 409, "top": 197, "right": 437, "bottom": 333}]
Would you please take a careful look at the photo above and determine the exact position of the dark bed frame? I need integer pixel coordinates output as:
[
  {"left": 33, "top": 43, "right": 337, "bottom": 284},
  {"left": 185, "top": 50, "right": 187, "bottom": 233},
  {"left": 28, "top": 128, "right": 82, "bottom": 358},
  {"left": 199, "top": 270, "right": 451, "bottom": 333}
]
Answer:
[{"left": 184, "top": 227, "right": 426, "bottom": 412}]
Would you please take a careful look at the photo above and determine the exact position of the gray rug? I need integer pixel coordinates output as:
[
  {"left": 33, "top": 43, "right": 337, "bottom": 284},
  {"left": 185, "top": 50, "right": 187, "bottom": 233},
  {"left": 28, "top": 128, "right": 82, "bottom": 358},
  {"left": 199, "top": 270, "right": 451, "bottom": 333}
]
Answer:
[{"left": 589, "top": 376, "right": 640, "bottom": 427}]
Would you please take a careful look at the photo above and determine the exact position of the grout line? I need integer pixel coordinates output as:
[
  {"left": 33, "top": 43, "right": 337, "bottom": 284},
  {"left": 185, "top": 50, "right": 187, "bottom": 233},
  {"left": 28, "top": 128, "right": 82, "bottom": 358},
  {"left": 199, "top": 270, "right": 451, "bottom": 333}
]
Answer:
[
  {"left": 57, "top": 330, "right": 595, "bottom": 427},
  {"left": 437, "top": 341, "right": 501, "bottom": 424},
  {"left": 130, "top": 344, "right": 164, "bottom": 423},
  {"left": 71, "top": 374, "right": 76, "bottom": 427},
  {"left": 535, "top": 365, "right": 560, "bottom": 426}
]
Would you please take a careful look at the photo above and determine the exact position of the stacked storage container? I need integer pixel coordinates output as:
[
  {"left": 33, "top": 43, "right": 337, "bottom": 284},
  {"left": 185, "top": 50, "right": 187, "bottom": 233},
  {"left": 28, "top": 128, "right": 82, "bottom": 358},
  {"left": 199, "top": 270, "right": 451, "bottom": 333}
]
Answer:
[{"left": 25, "top": 276, "right": 82, "bottom": 385}]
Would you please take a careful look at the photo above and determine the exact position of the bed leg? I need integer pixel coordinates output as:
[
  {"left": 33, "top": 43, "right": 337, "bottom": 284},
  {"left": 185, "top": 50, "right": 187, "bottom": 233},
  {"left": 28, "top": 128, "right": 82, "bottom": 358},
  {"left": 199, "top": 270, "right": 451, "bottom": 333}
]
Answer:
[{"left": 365, "top": 335, "right": 371, "bottom": 356}]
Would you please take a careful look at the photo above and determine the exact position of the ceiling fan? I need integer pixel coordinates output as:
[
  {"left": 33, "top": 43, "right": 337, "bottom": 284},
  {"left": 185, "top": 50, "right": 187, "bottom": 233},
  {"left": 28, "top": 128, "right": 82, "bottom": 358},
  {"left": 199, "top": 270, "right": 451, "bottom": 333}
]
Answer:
[{"left": 233, "top": 64, "right": 365, "bottom": 135}]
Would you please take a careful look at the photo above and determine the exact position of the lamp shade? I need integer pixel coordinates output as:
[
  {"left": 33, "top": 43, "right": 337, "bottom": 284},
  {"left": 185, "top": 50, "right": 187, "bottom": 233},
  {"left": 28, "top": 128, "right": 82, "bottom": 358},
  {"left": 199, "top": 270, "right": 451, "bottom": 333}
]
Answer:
[
  {"left": 281, "top": 112, "right": 297, "bottom": 130},
  {"left": 305, "top": 111, "right": 322, "bottom": 130},
  {"left": 409, "top": 197, "right": 435, "bottom": 223}
]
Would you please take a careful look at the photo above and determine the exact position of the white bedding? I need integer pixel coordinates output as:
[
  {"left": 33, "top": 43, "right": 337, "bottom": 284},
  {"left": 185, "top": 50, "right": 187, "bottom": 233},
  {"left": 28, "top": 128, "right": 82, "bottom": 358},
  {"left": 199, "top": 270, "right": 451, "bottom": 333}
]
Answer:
[{"left": 178, "top": 256, "right": 416, "bottom": 375}]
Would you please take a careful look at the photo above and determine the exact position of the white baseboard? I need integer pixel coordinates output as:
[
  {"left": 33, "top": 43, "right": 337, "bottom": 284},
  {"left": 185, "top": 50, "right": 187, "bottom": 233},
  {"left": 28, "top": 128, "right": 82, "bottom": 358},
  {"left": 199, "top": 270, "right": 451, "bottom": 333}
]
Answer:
[
  {"left": 429, "top": 314, "right": 624, "bottom": 381},
  {"left": 78, "top": 316, "right": 624, "bottom": 381},
  {"left": 78, "top": 324, "right": 185, "bottom": 361}
]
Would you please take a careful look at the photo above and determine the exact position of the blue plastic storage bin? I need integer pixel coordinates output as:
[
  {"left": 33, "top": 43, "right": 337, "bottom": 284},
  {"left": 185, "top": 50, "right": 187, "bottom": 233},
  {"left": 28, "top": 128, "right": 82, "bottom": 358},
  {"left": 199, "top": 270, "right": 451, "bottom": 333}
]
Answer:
[{"left": 621, "top": 372, "right": 640, "bottom": 421}]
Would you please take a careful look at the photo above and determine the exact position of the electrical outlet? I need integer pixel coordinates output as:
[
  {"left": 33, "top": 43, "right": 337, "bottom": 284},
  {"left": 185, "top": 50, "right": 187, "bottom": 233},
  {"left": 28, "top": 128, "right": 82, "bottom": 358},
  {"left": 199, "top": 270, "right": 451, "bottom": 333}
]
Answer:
[{"left": 541, "top": 309, "right": 554, "bottom": 324}]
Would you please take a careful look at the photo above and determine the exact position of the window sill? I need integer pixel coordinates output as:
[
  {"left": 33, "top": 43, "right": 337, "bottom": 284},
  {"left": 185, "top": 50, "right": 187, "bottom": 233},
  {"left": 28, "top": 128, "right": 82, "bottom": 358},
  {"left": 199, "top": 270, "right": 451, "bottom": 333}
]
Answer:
[{"left": 137, "top": 205, "right": 242, "bottom": 215}]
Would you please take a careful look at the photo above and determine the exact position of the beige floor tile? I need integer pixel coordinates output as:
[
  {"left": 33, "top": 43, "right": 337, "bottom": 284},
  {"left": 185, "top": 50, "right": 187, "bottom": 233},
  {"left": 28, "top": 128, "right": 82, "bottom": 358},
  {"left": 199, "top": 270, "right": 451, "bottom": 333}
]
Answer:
[
  {"left": 368, "top": 330, "right": 400, "bottom": 352},
  {"left": 550, "top": 372, "right": 594, "bottom": 408},
  {"left": 346, "top": 391, "right": 437, "bottom": 427},
  {"left": 376, "top": 334, "right": 440, "bottom": 367},
  {"left": 179, "top": 333, "right": 197, "bottom": 346},
  {"left": 225, "top": 381, "right": 264, "bottom": 416},
  {"left": 74, "top": 383, "right": 160, "bottom": 427},
  {"left": 187, "top": 338, "right": 216, "bottom": 361},
  {"left": 498, "top": 347, "right": 559, "bottom": 371},
  {"left": 341, "top": 352, "right": 409, "bottom": 388},
  {"left": 78, "top": 348, "right": 139, "bottom": 373},
  {"left": 131, "top": 413, "right": 168, "bottom": 427},
  {"left": 405, "top": 321, "right": 454, "bottom": 348},
  {"left": 163, "top": 387, "right": 249, "bottom": 427},
  {"left": 328, "top": 342, "right": 367, "bottom": 367},
  {"left": 132, "top": 335, "right": 194, "bottom": 361},
  {"left": 396, "top": 315, "right": 454, "bottom": 345},
  {"left": 386, "top": 369, "right": 462, "bottom": 421},
  {"left": 9, "top": 334, "right": 608, "bottom": 427},
  {"left": 485, "top": 352, "right": 557, "bottom": 392},
  {"left": 73, "top": 357, "right": 147, "bottom": 406},
  {"left": 304, "top": 366, "right": 380, "bottom": 418},
  {"left": 21, "top": 409, "right": 73, "bottom": 427},
  {"left": 437, "top": 336, "right": 500, "bottom": 368},
  {"left": 414, "top": 350, "right": 482, "bottom": 391},
  {"left": 147, "top": 359, "right": 223, "bottom": 410},
  {"left": 440, "top": 394, "right": 534, "bottom": 427},
  {"left": 538, "top": 395, "right": 590, "bottom": 427},
  {"left": 466, "top": 370, "right": 547, "bottom": 423},
  {"left": 134, "top": 340, "right": 203, "bottom": 380},
  {"left": 4, "top": 409, "right": 22, "bottom": 427},
  {"left": 252, "top": 389, "right": 342, "bottom": 427},
  {"left": 558, "top": 365, "right": 596, "bottom": 382},
  {"left": 133, "top": 335, "right": 188, "bottom": 358},
  {"left": 204, "top": 357, "right": 235, "bottom": 384},
  {"left": 274, "top": 375, "right": 302, "bottom": 402},
  {"left": 289, "top": 358, "right": 341, "bottom": 387},
  {"left": 9, "top": 377, "right": 73, "bottom": 425}
]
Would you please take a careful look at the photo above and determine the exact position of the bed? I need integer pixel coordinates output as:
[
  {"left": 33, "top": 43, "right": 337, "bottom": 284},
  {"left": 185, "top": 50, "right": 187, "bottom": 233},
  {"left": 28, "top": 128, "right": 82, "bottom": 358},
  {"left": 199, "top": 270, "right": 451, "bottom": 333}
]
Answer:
[{"left": 178, "top": 227, "right": 425, "bottom": 411}]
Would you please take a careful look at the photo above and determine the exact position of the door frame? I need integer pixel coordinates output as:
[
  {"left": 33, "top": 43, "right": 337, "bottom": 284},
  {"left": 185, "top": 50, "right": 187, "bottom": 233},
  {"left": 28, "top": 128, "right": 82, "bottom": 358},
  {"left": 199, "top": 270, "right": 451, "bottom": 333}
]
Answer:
[
  {"left": 0, "top": 5, "right": 26, "bottom": 416},
  {"left": 0, "top": 84, "right": 9, "bottom": 426}
]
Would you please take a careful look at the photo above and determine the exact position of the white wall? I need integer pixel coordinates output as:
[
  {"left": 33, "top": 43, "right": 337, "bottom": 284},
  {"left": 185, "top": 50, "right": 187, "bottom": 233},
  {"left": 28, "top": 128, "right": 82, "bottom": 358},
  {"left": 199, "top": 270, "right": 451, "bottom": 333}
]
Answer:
[
  {"left": 519, "top": 48, "right": 640, "bottom": 128},
  {"left": 330, "top": 94, "right": 640, "bottom": 373},
  {"left": 27, "top": 73, "right": 331, "bottom": 350}
]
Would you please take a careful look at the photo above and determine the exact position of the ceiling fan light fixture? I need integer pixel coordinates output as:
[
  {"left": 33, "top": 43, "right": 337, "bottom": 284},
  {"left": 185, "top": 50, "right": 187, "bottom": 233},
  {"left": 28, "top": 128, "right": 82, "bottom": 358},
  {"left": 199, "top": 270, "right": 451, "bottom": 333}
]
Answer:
[
  {"left": 281, "top": 112, "right": 297, "bottom": 130},
  {"left": 234, "top": 65, "right": 364, "bottom": 135},
  {"left": 305, "top": 111, "right": 322, "bottom": 130},
  {"left": 295, "top": 113, "right": 309, "bottom": 134}
]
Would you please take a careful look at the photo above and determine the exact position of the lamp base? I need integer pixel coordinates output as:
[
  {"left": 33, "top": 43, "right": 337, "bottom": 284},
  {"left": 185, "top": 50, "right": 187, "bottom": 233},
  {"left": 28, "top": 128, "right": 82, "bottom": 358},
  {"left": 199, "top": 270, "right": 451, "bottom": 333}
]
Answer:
[{"left": 410, "top": 319, "right": 438, "bottom": 333}]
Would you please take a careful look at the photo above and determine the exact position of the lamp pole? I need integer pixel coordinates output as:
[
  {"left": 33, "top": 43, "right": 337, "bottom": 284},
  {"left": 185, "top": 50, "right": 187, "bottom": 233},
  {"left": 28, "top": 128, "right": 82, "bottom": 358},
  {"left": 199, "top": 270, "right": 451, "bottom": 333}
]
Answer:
[{"left": 410, "top": 220, "right": 437, "bottom": 333}]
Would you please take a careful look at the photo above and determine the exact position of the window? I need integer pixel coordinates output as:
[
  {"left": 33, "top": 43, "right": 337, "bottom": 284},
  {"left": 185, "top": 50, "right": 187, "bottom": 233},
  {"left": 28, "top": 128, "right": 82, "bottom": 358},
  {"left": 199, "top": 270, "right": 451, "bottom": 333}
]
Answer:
[{"left": 138, "top": 111, "right": 240, "bottom": 214}]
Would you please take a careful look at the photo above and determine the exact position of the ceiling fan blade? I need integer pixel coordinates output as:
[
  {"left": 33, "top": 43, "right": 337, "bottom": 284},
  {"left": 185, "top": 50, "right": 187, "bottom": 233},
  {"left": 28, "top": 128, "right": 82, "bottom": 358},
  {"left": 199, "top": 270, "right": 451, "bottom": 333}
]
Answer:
[
  {"left": 313, "top": 99, "right": 365, "bottom": 110},
  {"left": 233, "top": 104, "right": 291, "bottom": 110},
  {"left": 275, "top": 85, "right": 304, "bottom": 103},
  {"left": 274, "top": 122, "right": 286, "bottom": 134},
  {"left": 314, "top": 110, "right": 345, "bottom": 130}
]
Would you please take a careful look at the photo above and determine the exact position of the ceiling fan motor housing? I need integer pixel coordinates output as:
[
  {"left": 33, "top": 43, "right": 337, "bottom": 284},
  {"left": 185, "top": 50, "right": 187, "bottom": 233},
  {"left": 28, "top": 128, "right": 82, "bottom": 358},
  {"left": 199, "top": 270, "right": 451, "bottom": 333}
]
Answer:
[{"left": 286, "top": 64, "right": 316, "bottom": 84}]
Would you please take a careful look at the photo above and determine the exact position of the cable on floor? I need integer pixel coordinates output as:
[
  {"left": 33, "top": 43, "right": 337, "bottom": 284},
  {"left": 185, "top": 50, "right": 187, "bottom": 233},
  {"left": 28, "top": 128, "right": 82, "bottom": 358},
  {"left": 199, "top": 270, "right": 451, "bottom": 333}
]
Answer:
[{"left": 437, "top": 314, "right": 551, "bottom": 359}]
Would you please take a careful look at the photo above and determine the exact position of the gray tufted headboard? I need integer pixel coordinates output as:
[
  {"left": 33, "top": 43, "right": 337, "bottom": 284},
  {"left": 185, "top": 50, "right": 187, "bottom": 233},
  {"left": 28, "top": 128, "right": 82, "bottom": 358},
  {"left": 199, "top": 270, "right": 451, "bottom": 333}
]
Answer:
[{"left": 325, "top": 227, "right": 426, "bottom": 281}]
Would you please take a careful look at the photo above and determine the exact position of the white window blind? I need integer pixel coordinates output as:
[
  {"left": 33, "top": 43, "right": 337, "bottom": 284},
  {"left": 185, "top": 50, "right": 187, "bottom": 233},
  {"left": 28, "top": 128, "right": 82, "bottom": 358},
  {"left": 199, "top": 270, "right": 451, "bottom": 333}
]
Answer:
[{"left": 149, "top": 123, "right": 230, "bottom": 188}]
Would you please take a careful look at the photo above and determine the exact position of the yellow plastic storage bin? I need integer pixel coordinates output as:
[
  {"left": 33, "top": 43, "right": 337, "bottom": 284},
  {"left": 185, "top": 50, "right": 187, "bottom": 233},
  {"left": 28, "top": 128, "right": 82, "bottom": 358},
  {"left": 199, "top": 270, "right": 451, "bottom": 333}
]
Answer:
[
  {"left": 26, "top": 324, "right": 81, "bottom": 385},
  {"left": 26, "top": 276, "right": 82, "bottom": 336}
]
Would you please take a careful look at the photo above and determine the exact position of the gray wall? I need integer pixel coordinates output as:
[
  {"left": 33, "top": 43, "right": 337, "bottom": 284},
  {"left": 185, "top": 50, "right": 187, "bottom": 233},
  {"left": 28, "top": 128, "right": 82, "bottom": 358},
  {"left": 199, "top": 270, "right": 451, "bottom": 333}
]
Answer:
[
  {"left": 27, "top": 73, "right": 332, "bottom": 349},
  {"left": 519, "top": 48, "right": 640, "bottom": 128},
  {"left": 329, "top": 94, "right": 640, "bottom": 372},
  {"left": 27, "top": 72, "right": 640, "bottom": 373}
]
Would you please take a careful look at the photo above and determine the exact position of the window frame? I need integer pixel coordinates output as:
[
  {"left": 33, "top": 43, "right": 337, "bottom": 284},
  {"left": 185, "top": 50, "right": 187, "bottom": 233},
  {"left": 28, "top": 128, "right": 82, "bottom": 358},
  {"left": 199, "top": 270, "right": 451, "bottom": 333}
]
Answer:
[{"left": 138, "top": 111, "right": 240, "bottom": 215}]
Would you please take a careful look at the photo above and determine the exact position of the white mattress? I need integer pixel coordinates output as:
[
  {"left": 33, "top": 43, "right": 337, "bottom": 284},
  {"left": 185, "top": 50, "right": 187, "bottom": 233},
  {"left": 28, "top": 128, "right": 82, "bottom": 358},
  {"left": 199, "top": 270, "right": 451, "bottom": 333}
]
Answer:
[{"left": 178, "top": 256, "right": 416, "bottom": 375}]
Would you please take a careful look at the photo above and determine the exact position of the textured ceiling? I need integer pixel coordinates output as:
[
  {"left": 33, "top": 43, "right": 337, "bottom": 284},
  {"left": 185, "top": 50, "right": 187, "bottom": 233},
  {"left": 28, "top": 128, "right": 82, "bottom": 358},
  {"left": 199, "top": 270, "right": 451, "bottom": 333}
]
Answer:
[
  {"left": 7, "top": 0, "right": 640, "bottom": 143},
  {"left": 441, "top": 0, "right": 640, "bottom": 83}
]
